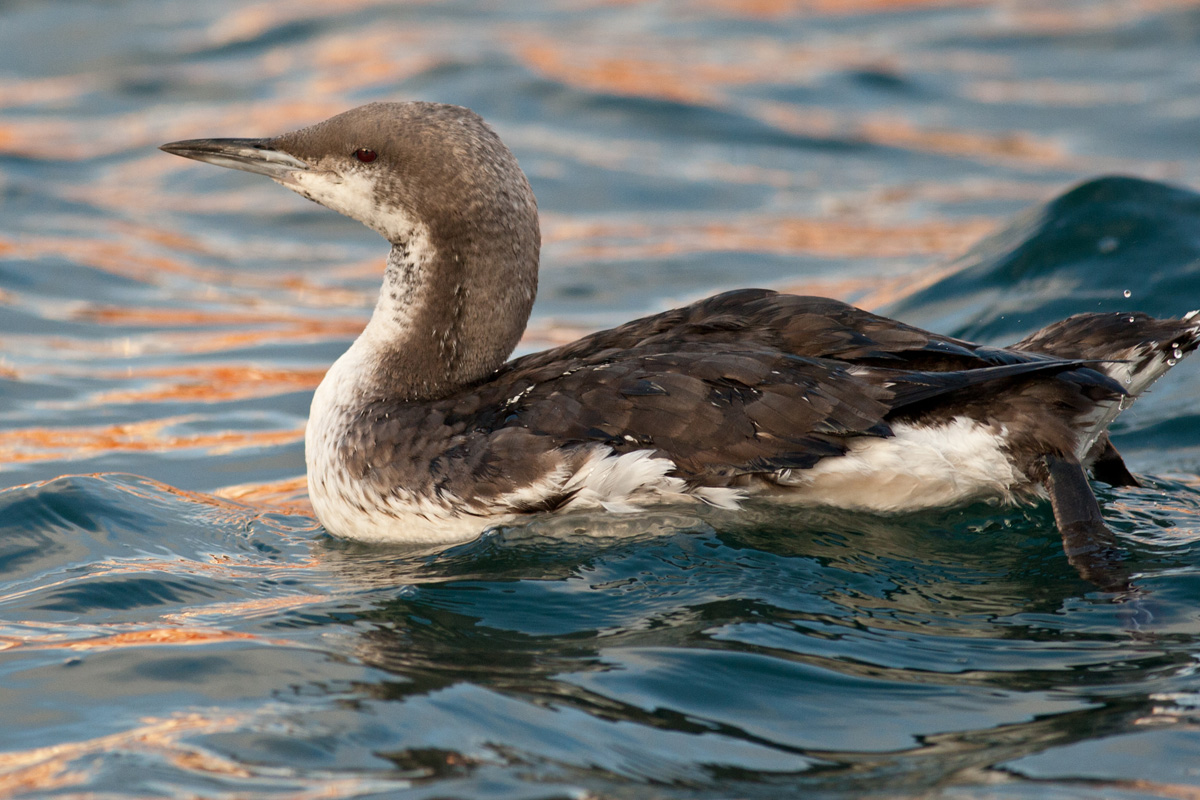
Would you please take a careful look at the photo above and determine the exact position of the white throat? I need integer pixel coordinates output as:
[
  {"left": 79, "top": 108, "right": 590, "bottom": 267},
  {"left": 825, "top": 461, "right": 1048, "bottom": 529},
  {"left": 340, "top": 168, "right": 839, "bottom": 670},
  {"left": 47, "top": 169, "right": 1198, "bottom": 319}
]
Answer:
[
  {"left": 311, "top": 229, "right": 438, "bottom": 419},
  {"left": 285, "top": 169, "right": 424, "bottom": 244}
]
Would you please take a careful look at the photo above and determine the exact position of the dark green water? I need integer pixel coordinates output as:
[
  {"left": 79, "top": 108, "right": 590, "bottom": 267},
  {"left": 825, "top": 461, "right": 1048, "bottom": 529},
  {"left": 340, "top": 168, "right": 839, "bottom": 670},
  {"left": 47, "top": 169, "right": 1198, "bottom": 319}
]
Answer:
[{"left": 3, "top": 2, "right": 1200, "bottom": 797}]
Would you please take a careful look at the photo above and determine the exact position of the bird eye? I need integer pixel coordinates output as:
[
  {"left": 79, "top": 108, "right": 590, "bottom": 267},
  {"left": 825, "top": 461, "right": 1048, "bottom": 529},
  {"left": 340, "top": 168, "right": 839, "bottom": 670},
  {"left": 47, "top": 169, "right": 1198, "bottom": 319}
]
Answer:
[{"left": 354, "top": 148, "right": 377, "bottom": 163}]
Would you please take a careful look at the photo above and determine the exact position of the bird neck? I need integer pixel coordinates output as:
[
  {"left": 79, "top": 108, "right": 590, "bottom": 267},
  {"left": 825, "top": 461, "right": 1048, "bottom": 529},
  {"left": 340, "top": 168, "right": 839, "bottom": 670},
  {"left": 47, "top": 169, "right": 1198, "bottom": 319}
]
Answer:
[{"left": 335, "top": 220, "right": 539, "bottom": 405}]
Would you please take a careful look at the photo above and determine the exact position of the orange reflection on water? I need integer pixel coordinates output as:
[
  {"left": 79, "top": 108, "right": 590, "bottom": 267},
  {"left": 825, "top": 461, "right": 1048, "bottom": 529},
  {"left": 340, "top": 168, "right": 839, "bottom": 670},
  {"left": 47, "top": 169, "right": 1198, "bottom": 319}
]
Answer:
[
  {"left": 93, "top": 365, "right": 324, "bottom": 405},
  {"left": 753, "top": 101, "right": 1073, "bottom": 168},
  {"left": 215, "top": 476, "right": 313, "bottom": 515},
  {"left": 519, "top": 43, "right": 721, "bottom": 106},
  {"left": 202, "top": 0, "right": 404, "bottom": 48},
  {"left": 0, "top": 100, "right": 350, "bottom": 161},
  {"left": 0, "top": 320, "right": 354, "bottom": 369},
  {"left": 777, "top": 258, "right": 966, "bottom": 311},
  {"left": 0, "top": 627, "right": 264, "bottom": 654},
  {"left": 3, "top": 232, "right": 240, "bottom": 285},
  {"left": 696, "top": 0, "right": 987, "bottom": 15},
  {"left": 2, "top": 228, "right": 371, "bottom": 306},
  {"left": 0, "top": 713, "right": 256, "bottom": 796},
  {"left": 146, "top": 318, "right": 363, "bottom": 357},
  {"left": 545, "top": 214, "right": 996, "bottom": 260},
  {"left": 0, "top": 418, "right": 303, "bottom": 465},
  {"left": 0, "top": 705, "right": 406, "bottom": 797},
  {"left": 966, "top": 78, "right": 1152, "bottom": 107},
  {"left": 1002, "top": 0, "right": 1200, "bottom": 33},
  {"left": 163, "top": 594, "right": 335, "bottom": 626}
]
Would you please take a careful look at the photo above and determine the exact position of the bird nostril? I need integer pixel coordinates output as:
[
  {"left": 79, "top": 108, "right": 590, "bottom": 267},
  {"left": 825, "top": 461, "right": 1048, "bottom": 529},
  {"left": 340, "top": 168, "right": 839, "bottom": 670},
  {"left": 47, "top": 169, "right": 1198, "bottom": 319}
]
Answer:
[{"left": 355, "top": 148, "right": 377, "bottom": 163}]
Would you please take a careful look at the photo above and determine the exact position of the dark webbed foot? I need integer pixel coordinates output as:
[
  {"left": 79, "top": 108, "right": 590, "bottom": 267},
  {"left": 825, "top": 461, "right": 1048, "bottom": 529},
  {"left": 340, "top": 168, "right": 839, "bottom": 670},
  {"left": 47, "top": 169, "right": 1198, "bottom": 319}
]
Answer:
[
  {"left": 1043, "top": 453, "right": 1131, "bottom": 592},
  {"left": 1090, "top": 436, "right": 1142, "bottom": 488}
]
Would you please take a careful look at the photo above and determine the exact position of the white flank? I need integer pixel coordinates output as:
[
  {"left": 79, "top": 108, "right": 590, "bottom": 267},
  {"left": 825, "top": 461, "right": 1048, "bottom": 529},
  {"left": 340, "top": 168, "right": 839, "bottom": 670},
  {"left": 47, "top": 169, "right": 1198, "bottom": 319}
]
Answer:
[
  {"left": 778, "top": 417, "right": 1024, "bottom": 512},
  {"left": 558, "top": 448, "right": 686, "bottom": 513},
  {"left": 545, "top": 447, "right": 748, "bottom": 512},
  {"left": 691, "top": 485, "right": 747, "bottom": 510}
]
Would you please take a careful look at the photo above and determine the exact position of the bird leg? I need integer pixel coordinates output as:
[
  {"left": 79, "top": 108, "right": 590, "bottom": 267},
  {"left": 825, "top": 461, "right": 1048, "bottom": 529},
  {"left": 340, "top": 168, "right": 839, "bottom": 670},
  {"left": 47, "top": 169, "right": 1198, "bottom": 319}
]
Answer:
[{"left": 1043, "top": 453, "right": 1130, "bottom": 592}]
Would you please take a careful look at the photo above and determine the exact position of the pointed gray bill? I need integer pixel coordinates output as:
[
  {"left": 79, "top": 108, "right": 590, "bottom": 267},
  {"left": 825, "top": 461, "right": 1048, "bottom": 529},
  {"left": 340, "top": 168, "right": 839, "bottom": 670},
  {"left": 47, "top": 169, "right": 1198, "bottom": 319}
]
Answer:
[{"left": 159, "top": 138, "right": 310, "bottom": 183}]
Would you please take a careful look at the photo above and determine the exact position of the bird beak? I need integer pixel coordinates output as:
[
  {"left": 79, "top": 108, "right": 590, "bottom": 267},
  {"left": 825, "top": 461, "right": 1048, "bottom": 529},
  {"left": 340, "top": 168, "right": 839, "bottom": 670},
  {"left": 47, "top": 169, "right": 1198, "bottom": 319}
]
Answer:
[{"left": 159, "top": 138, "right": 310, "bottom": 184}]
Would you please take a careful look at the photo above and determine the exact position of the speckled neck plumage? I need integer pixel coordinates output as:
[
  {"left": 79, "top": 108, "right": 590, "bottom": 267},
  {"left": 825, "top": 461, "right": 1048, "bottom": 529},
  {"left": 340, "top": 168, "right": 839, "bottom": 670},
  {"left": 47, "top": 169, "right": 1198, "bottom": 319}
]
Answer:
[
  {"left": 349, "top": 226, "right": 537, "bottom": 405},
  {"left": 277, "top": 104, "right": 541, "bottom": 404}
]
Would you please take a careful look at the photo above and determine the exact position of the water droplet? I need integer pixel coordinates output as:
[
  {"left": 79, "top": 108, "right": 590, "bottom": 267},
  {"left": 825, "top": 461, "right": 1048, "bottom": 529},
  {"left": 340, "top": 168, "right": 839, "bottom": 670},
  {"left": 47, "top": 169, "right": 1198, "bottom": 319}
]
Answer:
[
  {"left": 1123, "top": 289, "right": 1132, "bottom": 298},
  {"left": 1168, "top": 358, "right": 1178, "bottom": 366},
  {"left": 1174, "top": 347, "right": 1184, "bottom": 359},
  {"left": 1129, "top": 316, "right": 1136, "bottom": 323},
  {"left": 1098, "top": 236, "right": 1119, "bottom": 254},
  {"left": 1125, "top": 376, "right": 1133, "bottom": 385}
]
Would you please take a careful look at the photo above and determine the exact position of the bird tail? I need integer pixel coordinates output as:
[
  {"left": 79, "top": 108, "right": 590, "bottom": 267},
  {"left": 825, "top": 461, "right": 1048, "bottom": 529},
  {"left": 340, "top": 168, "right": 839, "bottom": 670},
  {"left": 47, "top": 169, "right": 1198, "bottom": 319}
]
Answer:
[
  {"left": 1012, "top": 310, "right": 1200, "bottom": 470},
  {"left": 1012, "top": 309, "right": 1200, "bottom": 397}
]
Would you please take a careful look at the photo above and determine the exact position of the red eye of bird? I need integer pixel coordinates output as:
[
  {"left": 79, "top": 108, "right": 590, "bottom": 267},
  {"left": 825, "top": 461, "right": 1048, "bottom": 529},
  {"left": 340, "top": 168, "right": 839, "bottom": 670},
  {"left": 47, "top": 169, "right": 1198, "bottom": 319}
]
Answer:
[{"left": 354, "top": 148, "right": 377, "bottom": 163}]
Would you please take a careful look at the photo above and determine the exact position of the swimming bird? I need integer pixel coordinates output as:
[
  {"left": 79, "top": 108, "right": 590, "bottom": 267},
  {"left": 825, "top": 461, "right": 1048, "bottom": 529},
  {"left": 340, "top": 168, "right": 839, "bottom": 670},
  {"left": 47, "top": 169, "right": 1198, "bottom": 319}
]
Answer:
[{"left": 161, "top": 102, "right": 1199, "bottom": 586}]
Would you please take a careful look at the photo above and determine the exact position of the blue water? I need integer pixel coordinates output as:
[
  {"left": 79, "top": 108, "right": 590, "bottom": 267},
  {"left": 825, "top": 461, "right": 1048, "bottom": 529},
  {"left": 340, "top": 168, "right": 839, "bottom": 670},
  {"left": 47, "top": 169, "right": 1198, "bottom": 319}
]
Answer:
[{"left": 4, "top": 1, "right": 1200, "bottom": 797}]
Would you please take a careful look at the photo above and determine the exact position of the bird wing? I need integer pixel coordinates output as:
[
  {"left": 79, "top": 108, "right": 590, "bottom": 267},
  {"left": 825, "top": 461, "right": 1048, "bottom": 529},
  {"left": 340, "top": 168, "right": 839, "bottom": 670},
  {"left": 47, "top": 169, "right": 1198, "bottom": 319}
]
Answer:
[
  {"left": 360, "top": 291, "right": 1126, "bottom": 506},
  {"left": 497, "top": 345, "right": 894, "bottom": 482},
  {"left": 474, "top": 343, "right": 1117, "bottom": 486},
  {"left": 513, "top": 289, "right": 1046, "bottom": 370}
]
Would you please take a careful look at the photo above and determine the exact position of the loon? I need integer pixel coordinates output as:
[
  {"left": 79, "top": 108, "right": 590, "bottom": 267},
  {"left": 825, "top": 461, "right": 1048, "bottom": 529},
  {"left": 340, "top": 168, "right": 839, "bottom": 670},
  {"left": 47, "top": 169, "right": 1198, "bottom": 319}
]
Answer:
[{"left": 161, "top": 102, "right": 1199, "bottom": 587}]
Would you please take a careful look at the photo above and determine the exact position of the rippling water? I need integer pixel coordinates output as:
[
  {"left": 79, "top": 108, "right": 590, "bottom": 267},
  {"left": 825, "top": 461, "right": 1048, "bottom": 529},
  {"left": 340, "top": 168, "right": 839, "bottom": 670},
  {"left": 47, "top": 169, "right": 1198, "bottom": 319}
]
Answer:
[{"left": 4, "top": 2, "right": 1200, "bottom": 798}]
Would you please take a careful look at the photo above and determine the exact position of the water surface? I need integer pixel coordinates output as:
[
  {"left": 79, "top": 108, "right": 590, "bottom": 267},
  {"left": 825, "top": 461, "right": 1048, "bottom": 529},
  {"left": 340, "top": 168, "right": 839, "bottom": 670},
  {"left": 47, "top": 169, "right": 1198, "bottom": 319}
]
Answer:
[{"left": 3, "top": 2, "right": 1200, "bottom": 798}]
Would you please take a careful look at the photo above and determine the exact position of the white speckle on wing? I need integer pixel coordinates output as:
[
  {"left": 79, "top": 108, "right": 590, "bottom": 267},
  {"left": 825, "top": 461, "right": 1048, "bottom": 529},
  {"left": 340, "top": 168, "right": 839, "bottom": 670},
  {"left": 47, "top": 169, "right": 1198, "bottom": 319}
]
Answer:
[{"left": 503, "top": 384, "right": 536, "bottom": 408}]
